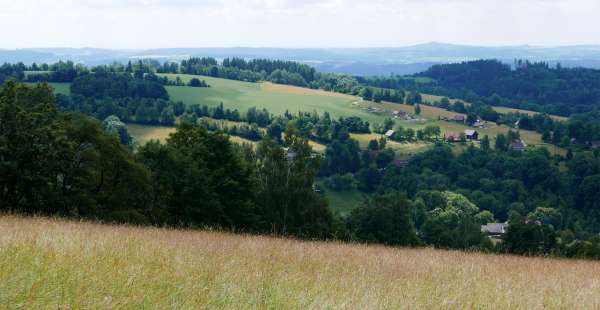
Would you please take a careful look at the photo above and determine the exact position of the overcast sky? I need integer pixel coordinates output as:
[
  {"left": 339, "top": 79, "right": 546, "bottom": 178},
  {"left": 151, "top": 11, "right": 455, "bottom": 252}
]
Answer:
[{"left": 1, "top": 0, "right": 598, "bottom": 49}]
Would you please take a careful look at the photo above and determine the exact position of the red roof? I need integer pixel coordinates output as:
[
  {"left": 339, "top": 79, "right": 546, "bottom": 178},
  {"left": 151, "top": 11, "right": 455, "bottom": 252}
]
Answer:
[{"left": 444, "top": 132, "right": 462, "bottom": 141}]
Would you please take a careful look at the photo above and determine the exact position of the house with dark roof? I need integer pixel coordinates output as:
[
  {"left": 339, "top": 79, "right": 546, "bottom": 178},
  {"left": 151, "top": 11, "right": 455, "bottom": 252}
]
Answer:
[
  {"left": 481, "top": 222, "right": 508, "bottom": 243},
  {"left": 393, "top": 160, "right": 410, "bottom": 169},
  {"left": 452, "top": 115, "right": 466, "bottom": 123},
  {"left": 510, "top": 139, "right": 526, "bottom": 152},
  {"left": 464, "top": 130, "right": 479, "bottom": 140}
]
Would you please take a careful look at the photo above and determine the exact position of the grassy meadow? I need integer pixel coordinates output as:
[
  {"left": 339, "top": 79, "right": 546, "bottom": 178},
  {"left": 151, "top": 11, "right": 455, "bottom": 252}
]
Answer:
[
  {"left": 359, "top": 101, "right": 566, "bottom": 155},
  {"left": 27, "top": 82, "right": 71, "bottom": 95},
  {"left": 2, "top": 215, "right": 600, "bottom": 309},
  {"left": 158, "top": 74, "right": 385, "bottom": 124}
]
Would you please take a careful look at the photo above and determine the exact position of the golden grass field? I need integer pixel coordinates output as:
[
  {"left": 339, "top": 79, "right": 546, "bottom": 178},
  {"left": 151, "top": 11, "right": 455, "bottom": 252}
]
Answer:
[{"left": 2, "top": 215, "right": 600, "bottom": 309}]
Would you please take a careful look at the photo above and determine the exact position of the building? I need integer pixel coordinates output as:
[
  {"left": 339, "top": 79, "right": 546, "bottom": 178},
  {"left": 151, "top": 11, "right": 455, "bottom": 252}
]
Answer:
[
  {"left": 452, "top": 115, "right": 466, "bottom": 123},
  {"left": 510, "top": 139, "right": 526, "bottom": 152},
  {"left": 464, "top": 130, "right": 479, "bottom": 140},
  {"left": 591, "top": 141, "right": 600, "bottom": 149},
  {"left": 473, "top": 120, "right": 484, "bottom": 128},
  {"left": 286, "top": 148, "right": 297, "bottom": 162},
  {"left": 481, "top": 222, "right": 508, "bottom": 243},
  {"left": 444, "top": 132, "right": 462, "bottom": 142},
  {"left": 393, "top": 160, "right": 410, "bottom": 168},
  {"left": 385, "top": 130, "right": 395, "bottom": 138}
]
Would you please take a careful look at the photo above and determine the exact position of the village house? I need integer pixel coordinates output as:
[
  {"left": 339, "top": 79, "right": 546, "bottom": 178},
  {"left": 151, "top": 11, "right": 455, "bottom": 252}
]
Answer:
[
  {"left": 385, "top": 130, "right": 395, "bottom": 139},
  {"left": 481, "top": 222, "right": 508, "bottom": 243},
  {"left": 452, "top": 115, "right": 466, "bottom": 123},
  {"left": 444, "top": 132, "right": 462, "bottom": 142},
  {"left": 464, "top": 130, "right": 479, "bottom": 140},
  {"left": 393, "top": 159, "right": 410, "bottom": 169},
  {"left": 510, "top": 139, "right": 526, "bottom": 152},
  {"left": 286, "top": 148, "right": 297, "bottom": 162},
  {"left": 391, "top": 110, "right": 407, "bottom": 117}
]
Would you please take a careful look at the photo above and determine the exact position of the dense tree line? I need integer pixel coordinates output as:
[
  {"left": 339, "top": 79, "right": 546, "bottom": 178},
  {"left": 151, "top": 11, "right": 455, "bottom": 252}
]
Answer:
[{"left": 415, "top": 59, "right": 600, "bottom": 116}]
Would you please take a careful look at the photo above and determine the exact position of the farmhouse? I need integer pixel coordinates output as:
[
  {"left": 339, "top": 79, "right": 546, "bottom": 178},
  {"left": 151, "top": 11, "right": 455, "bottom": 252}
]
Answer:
[
  {"left": 510, "top": 139, "right": 526, "bottom": 152},
  {"left": 385, "top": 130, "right": 395, "bottom": 138},
  {"left": 481, "top": 222, "right": 508, "bottom": 243},
  {"left": 391, "top": 110, "right": 407, "bottom": 117},
  {"left": 286, "top": 148, "right": 297, "bottom": 162},
  {"left": 444, "top": 132, "right": 462, "bottom": 142},
  {"left": 464, "top": 130, "right": 479, "bottom": 140},
  {"left": 393, "top": 159, "right": 410, "bottom": 168},
  {"left": 452, "top": 115, "right": 466, "bottom": 123}
]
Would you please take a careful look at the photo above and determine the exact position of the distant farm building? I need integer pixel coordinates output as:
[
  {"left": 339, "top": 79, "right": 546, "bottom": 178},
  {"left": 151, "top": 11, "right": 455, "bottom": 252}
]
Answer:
[
  {"left": 286, "top": 148, "right": 297, "bottom": 162},
  {"left": 510, "top": 139, "right": 526, "bottom": 152},
  {"left": 473, "top": 120, "right": 484, "bottom": 128},
  {"left": 391, "top": 110, "right": 407, "bottom": 117},
  {"left": 444, "top": 132, "right": 462, "bottom": 142},
  {"left": 481, "top": 222, "right": 508, "bottom": 243},
  {"left": 452, "top": 115, "right": 466, "bottom": 123},
  {"left": 393, "top": 160, "right": 410, "bottom": 169},
  {"left": 464, "top": 130, "right": 479, "bottom": 140},
  {"left": 385, "top": 130, "right": 395, "bottom": 138}
]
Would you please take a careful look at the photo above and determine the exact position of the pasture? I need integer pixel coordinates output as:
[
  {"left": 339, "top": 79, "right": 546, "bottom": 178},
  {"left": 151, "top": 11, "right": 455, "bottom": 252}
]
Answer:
[
  {"left": 26, "top": 82, "right": 71, "bottom": 95},
  {"left": 126, "top": 123, "right": 258, "bottom": 148},
  {"left": 2, "top": 215, "right": 600, "bottom": 309},
  {"left": 359, "top": 101, "right": 566, "bottom": 155},
  {"left": 158, "top": 74, "right": 386, "bottom": 124}
]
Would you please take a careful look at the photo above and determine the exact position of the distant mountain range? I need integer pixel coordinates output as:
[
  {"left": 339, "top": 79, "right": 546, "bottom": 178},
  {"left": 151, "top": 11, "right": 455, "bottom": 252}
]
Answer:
[{"left": 4, "top": 42, "right": 600, "bottom": 75}]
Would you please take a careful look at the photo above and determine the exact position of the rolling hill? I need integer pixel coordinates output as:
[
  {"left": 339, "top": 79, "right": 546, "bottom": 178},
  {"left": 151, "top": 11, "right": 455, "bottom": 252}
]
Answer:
[
  {"left": 159, "top": 74, "right": 386, "bottom": 124},
  {"left": 2, "top": 215, "right": 599, "bottom": 308}
]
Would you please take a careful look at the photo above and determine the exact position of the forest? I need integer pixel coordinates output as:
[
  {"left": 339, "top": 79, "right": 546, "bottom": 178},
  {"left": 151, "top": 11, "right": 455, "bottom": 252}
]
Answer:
[{"left": 413, "top": 59, "right": 600, "bottom": 116}]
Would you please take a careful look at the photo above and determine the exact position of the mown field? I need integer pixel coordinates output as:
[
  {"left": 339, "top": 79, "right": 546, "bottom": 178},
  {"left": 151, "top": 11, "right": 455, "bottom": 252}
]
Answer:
[
  {"left": 26, "top": 82, "right": 70, "bottom": 95},
  {"left": 2, "top": 215, "right": 600, "bottom": 309},
  {"left": 158, "top": 74, "right": 385, "bottom": 124},
  {"left": 420, "top": 93, "right": 568, "bottom": 122}
]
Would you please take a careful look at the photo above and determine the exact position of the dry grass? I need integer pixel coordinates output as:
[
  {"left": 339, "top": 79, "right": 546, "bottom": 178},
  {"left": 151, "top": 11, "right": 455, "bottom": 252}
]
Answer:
[
  {"left": 126, "top": 124, "right": 177, "bottom": 144},
  {"left": 260, "top": 82, "right": 355, "bottom": 99},
  {"left": 491, "top": 106, "right": 568, "bottom": 122},
  {"left": 2, "top": 215, "right": 599, "bottom": 309}
]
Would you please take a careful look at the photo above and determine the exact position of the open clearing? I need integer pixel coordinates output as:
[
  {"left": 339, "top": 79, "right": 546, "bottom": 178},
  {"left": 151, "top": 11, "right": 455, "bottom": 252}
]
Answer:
[
  {"left": 26, "top": 82, "right": 70, "bottom": 96},
  {"left": 2, "top": 215, "right": 600, "bottom": 309},
  {"left": 159, "top": 74, "right": 385, "bottom": 124},
  {"left": 126, "top": 123, "right": 258, "bottom": 148},
  {"left": 420, "top": 93, "right": 568, "bottom": 122}
]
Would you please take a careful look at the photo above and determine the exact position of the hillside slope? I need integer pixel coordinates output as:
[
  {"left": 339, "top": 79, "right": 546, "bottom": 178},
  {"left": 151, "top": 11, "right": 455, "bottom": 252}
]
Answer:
[{"left": 1, "top": 216, "right": 599, "bottom": 308}]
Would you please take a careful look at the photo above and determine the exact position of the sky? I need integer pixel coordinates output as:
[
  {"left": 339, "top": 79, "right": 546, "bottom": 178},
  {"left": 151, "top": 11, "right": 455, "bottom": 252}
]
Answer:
[{"left": 0, "top": 0, "right": 599, "bottom": 49}]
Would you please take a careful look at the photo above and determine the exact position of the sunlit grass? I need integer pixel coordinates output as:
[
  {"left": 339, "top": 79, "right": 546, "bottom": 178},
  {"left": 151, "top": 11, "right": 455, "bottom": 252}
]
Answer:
[{"left": 2, "top": 215, "right": 600, "bottom": 308}]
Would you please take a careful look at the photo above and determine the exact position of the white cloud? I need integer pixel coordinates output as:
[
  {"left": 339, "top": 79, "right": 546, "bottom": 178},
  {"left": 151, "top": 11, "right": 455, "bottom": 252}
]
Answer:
[{"left": 0, "top": 0, "right": 598, "bottom": 48}]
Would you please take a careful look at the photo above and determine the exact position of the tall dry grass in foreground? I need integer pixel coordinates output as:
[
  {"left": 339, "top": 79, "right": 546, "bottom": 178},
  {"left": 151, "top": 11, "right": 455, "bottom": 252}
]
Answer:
[{"left": 1, "top": 216, "right": 600, "bottom": 309}]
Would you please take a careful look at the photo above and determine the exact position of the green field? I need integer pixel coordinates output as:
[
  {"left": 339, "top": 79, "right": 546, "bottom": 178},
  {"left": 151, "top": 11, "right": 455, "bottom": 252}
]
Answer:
[
  {"left": 321, "top": 187, "right": 364, "bottom": 217},
  {"left": 126, "top": 123, "right": 258, "bottom": 148},
  {"left": 159, "top": 74, "right": 386, "bottom": 124},
  {"left": 26, "top": 82, "right": 71, "bottom": 96},
  {"left": 359, "top": 101, "right": 566, "bottom": 155}
]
